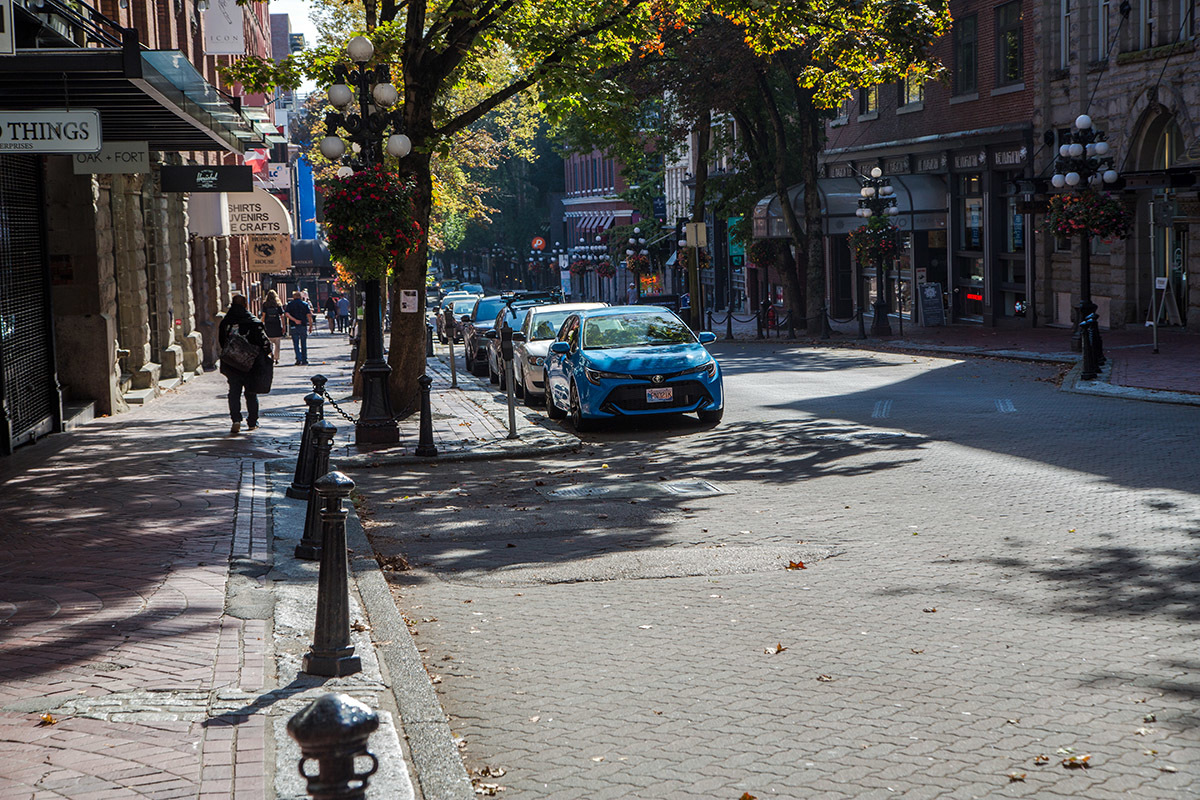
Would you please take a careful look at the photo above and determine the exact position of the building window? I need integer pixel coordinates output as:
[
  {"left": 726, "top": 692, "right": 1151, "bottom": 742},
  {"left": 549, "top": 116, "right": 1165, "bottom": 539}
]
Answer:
[
  {"left": 1099, "top": 0, "right": 1113, "bottom": 57},
  {"left": 859, "top": 85, "right": 878, "bottom": 116},
  {"left": 996, "top": 2, "right": 1023, "bottom": 85},
  {"left": 1136, "top": 0, "right": 1151, "bottom": 49},
  {"left": 954, "top": 15, "right": 978, "bottom": 94},
  {"left": 1060, "top": 0, "right": 1072, "bottom": 68},
  {"left": 901, "top": 73, "right": 924, "bottom": 105}
]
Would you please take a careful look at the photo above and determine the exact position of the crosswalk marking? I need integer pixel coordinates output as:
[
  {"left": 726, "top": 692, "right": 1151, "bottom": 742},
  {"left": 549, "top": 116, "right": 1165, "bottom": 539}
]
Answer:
[
  {"left": 872, "top": 399, "right": 893, "bottom": 419},
  {"left": 995, "top": 399, "right": 1016, "bottom": 413}
]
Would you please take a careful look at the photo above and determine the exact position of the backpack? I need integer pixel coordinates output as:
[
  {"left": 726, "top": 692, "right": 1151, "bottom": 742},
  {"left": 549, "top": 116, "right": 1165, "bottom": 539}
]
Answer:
[{"left": 222, "top": 329, "right": 260, "bottom": 373}]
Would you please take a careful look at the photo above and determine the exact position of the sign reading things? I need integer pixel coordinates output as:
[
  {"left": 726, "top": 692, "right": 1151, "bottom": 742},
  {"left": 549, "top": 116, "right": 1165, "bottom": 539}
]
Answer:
[{"left": 0, "top": 110, "right": 101, "bottom": 153}]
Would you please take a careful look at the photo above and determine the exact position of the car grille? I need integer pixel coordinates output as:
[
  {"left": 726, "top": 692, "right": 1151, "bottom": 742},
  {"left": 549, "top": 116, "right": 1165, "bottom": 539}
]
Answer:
[{"left": 601, "top": 380, "right": 711, "bottom": 412}]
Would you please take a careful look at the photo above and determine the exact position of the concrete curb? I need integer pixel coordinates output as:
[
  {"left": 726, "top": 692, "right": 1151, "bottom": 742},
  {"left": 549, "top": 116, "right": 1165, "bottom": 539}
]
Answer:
[{"left": 1060, "top": 359, "right": 1200, "bottom": 406}]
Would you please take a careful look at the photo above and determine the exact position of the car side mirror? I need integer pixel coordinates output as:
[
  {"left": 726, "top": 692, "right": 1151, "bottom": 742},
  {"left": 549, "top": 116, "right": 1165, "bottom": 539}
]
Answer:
[
  {"left": 484, "top": 329, "right": 498, "bottom": 339},
  {"left": 461, "top": 315, "right": 471, "bottom": 324},
  {"left": 549, "top": 341, "right": 570, "bottom": 355},
  {"left": 510, "top": 331, "right": 526, "bottom": 342},
  {"left": 698, "top": 331, "right": 717, "bottom": 344}
]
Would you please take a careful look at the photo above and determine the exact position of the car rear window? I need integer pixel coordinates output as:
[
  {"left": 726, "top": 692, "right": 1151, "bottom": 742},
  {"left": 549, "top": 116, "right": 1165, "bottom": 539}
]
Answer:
[
  {"left": 474, "top": 298, "right": 506, "bottom": 320},
  {"left": 582, "top": 312, "right": 696, "bottom": 349},
  {"left": 528, "top": 310, "right": 575, "bottom": 340}
]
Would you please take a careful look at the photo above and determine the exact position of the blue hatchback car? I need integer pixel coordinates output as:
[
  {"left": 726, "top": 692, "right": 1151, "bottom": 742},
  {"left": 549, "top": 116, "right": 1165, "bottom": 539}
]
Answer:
[{"left": 544, "top": 306, "right": 723, "bottom": 431}]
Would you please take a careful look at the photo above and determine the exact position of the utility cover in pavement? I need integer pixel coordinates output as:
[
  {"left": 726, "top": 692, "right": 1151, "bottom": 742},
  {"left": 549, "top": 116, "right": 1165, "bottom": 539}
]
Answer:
[{"left": 539, "top": 478, "right": 731, "bottom": 501}]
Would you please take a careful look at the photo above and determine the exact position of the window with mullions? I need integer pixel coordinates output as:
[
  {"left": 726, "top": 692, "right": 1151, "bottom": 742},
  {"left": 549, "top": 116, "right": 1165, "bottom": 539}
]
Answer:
[
  {"left": 954, "top": 15, "right": 978, "bottom": 94},
  {"left": 1099, "top": 0, "right": 1113, "bottom": 59},
  {"left": 859, "top": 85, "right": 879, "bottom": 116},
  {"left": 996, "top": 2, "right": 1023, "bottom": 85},
  {"left": 901, "top": 73, "right": 924, "bottom": 106},
  {"left": 1060, "top": 0, "right": 1072, "bottom": 68}
]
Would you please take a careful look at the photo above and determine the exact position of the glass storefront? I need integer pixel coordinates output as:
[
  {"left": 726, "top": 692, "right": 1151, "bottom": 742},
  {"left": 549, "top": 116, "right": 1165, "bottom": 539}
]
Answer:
[{"left": 954, "top": 173, "right": 985, "bottom": 320}]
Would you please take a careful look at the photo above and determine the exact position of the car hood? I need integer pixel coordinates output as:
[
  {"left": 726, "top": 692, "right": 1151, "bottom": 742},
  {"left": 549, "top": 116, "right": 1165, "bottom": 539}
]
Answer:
[
  {"left": 472, "top": 320, "right": 496, "bottom": 332},
  {"left": 582, "top": 343, "right": 711, "bottom": 373}
]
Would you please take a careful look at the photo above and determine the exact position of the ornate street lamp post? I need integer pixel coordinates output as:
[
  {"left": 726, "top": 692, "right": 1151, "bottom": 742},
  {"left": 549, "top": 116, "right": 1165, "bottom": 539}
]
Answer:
[
  {"left": 1050, "top": 113, "right": 1120, "bottom": 352},
  {"left": 855, "top": 167, "right": 900, "bottom": 337},
  {"left": 319, "top": 35, "right": 412, "bottom": 446}
]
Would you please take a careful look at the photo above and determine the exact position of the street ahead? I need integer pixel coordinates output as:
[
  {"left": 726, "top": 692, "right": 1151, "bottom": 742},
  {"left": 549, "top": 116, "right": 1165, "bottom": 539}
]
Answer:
[{"left": 362, "top": 343, "right": 1200, "bottom": 799}]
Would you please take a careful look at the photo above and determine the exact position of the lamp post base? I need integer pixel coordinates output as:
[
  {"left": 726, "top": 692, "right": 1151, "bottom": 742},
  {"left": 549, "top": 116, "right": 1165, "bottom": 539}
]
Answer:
[
  {"left": 355, "top": 359, "right": 399, "bottom": 445},
  {"left": 1070, "top": 300, "right": 1098, "bottom": 353},
  {"left": 870, "top": 299, "right": 893, "bottom": 337}
]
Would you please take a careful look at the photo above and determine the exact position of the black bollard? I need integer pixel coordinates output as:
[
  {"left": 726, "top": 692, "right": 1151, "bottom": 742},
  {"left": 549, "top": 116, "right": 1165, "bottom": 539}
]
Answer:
[
  {"left": 426, "top": 322, "right": 435, "bottom": 358},
  {"left": 288, "top": 375, "right": 328, "bottom": 500},
  {"left": 302, "top": 470, "right": 361, "bottom": 677},
  {"left": 821, "top": 303, "right": 832, "bottom": 340},
  {"left": 288, "top": 692, "right": 379, "bottom": 800},
  {"left": 296, "top": 419, "right": 337, "bottom": 561},
  {"left": 415, "top": 374, "right": 438, "bottom": 457},
  {"left": 756, "top": 305, "right": 764, "bottom": 339},
  {"left": 725, "top": 307, "right": 734, "bottom": 340},
  {"left": 1080, "top": 314, "right": 1100, "bottom": 381}
]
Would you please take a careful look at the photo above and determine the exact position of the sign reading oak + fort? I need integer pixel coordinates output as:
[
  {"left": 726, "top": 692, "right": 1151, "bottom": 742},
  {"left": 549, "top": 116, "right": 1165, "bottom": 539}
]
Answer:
[{"left": 0, "top": 110, "right": 102, "bottom": 153}]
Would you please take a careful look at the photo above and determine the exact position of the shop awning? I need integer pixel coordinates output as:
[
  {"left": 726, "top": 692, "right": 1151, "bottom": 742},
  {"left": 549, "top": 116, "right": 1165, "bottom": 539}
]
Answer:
[
  {"left": 753, "top": 175, "right": 948, "bottom": 238},
  {"left": 0, "top": 38, "right": 267, "bottom": 153}
]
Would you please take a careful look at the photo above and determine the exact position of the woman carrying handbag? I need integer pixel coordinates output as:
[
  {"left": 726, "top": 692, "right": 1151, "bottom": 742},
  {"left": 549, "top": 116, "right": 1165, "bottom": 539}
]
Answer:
[
  {"left": 218, "top": 295, "right": 272, "bottom": 435},
  {"left": 261, "top": 289, "right": 286, "bottom": 364}
]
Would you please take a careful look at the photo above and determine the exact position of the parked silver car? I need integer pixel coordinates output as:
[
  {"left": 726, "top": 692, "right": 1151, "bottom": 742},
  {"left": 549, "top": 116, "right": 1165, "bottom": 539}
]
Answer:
[{"left": 514, "top": 303, "right": 606, "bottom": 405}]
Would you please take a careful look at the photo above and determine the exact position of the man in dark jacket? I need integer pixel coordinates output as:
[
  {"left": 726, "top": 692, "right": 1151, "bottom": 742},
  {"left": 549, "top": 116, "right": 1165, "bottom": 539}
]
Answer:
[
  {"left": 219, "top": 295, "right": 269, "bottom": 435},
  {"left": 285, "top": 290, "right": 314, "bottom": 364}
]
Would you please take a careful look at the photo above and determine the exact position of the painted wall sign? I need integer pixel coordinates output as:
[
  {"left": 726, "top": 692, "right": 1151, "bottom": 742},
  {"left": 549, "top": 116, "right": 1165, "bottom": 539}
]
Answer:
[
  {"left": 161, "top": 164, "right": 252, "bottom": 193},
  {"left": 72, "top": 141, "right": 149, "bottom": 174},
  {"left": 203, "top": 0, "right": 246, "bottom": 55},
  {"left": 917, "top": 155, "right": 945, "bottom": 173},
  {"left": 993, "top": 147, "right": 1027, "bottom": 166},
  {"left": 0, "top": 0, "right": 14, "bottom": 56},
  {"left": 885, "top": 157, "right": 909, "bottom": 175},
  {"left": 953, "top": 152, "right": 985, "bottom": 170},
  {"left": 245, "top": 234, "right": 291, "bottom": 273},
  {"left": 226, "top": 187, "right": 294, "bottom": 235},
  {"left": 828, "top": 163, "right": 854, "bottom": 178},
  {"left": 0, "top": 110, "right": 101, "bottom": 153}
]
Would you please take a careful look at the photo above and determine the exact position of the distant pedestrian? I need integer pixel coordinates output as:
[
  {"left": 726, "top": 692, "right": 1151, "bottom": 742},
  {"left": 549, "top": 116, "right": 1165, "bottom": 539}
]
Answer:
[
  {"left": 627, "top": 282, "right": 637, "bottom": 305},
  {"left": 323, "top": 294, "right": 339, "bottom": 334},
  {"left": 337, "top": 294, "right": 351, "bottom": 333},
  {"left": 260, "top": 289, "right": 285, "bottom": 364},
  {"left": 218, "top": 295, "right": 269, "bottom": 435},
  {"left": 285, "top": 290, "right": 314, "bottom": 365}
]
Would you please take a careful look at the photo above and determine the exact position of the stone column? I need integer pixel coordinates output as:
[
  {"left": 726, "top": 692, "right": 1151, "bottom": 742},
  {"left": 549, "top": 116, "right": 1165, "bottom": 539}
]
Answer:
[
  {"left": 45, "top": 164, "right": 125, "bottom": 417},
  {"left": 112, "top": 173, "right": 159, "bottom": 392},
  {"left": 192, "top": 235, "right": 222, "bottom": 370},
  {"left": 216, "top": 235, "right": 233, "bottom": 309},
  {"left": 146, "top": 161, "right": 182, "bottom": 380},
  {"left": 172, "top": 193, "right": 203, "bottom": 374}
]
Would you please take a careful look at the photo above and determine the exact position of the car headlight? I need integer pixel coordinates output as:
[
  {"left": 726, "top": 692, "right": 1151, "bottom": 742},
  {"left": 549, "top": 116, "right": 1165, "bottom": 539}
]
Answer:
[
  {"left": 585, "top": 367, "right": 625, "bottom": 385},
  {"left": 528, "top": 355, "right": 545, "bottom": 367},
  {"left": 688, "top": 360, "right": 718, "bottom": 378}
]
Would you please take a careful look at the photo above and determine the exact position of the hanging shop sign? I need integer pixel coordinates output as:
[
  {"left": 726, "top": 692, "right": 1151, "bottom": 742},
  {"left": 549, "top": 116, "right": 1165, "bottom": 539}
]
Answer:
[
  {"left": 0, "top": 110, "right": 101, "bottom": 153},
  {"left": 245, "top": 234, "right": 291, "bottom": 273},
  {"left": 161, "top": 164, "right": 252, "bottom": 193},
  {"left": 226, "top": 187, "right": 294, "bottom": 235},
  {"left": 0, "top": 0, "right": 15, "bottom": 56},
  {"left": 72, "top": 141, "right": 149, "bottom": 174},
  {"left": 202, "top": 0, "right": 246, "bottom": 55}
]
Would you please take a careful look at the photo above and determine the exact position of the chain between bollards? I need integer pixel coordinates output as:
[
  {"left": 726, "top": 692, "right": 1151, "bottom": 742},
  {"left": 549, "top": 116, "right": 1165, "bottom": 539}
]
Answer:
[
  {"left": 415, "top": 374, "right": 438, "bottom": 457},
  {"left": 296, "top": 419, "right": 337, "bottom": 561},
  {"left": 302, "top": 468, "right": 362, "bottom": 678},
  {"left": 287, "top": 375, "right": 327, "bottom": 500},
  {"left": 288, "top": 692, "right": 379, "bottom": 800}
]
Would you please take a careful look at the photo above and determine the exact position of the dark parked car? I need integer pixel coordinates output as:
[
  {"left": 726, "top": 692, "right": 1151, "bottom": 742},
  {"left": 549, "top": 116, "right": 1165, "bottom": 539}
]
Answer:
[
  {"left": 485, "top": 305, "right": 535, "bottom": 387},
  {"left": 460, "top": 295, "right": 512, "bottom": 376},
  {"left": 438, "top": 296, "right": 477, "bottom": 343}
]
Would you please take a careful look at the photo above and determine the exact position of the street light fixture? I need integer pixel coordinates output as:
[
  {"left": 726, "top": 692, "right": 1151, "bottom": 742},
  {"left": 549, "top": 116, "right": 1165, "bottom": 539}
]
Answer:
[
  {"left": 1050, "top": 113, "right": 1119, "bottom": 352},
  {"left": 319, "top": 36, "right": 410, "bottom": 445},
  {"left": 856, "top": 166, "right": 900, "bottom": 336}
]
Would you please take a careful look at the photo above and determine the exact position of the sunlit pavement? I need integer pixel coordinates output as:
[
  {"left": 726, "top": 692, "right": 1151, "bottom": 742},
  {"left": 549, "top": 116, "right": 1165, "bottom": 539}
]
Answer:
[{"left": 362, "top": 342, "right": 1200, "bottom": 799}]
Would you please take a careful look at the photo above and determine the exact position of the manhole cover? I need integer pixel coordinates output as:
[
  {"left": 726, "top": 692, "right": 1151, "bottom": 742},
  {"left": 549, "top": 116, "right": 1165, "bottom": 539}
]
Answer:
[{"left": 539, "top": 479, "right": 731, "bottom": 501}]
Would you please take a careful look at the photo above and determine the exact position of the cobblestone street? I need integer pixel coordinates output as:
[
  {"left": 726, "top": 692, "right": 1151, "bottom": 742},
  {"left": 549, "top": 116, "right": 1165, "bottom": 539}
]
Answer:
[{"left": 363, "top": 343, "right": 1200, "bottom": 799}]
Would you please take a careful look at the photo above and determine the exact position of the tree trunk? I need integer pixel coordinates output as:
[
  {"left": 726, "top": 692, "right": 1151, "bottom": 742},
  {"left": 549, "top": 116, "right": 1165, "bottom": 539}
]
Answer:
[
  {"left": 387, "top": 146, "right": 434, "bottom": 416},
  {"left": 798, "top": 90, "right": 825, "bottom": 335},
  {"left": 689, "top": 110, "right": 711, "bottom": 330}
]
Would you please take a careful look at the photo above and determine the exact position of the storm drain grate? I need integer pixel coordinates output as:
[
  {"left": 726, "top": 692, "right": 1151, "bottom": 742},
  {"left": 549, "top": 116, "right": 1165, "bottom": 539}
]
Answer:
[{"left": 540, "top": 478, "right": 731, "bottom": 501}]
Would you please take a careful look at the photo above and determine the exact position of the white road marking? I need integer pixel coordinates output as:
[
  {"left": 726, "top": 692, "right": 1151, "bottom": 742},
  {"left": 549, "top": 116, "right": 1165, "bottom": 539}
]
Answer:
[
  {"left": 995, "top": 399, "right": 1016, "bottom": 413},
  {"left": 872, "top": 400, "right": 893, "bottom": 419}
]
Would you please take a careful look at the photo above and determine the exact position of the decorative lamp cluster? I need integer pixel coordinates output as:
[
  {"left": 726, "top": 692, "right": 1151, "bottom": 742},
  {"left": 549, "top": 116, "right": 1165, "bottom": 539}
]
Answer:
[
  {"left": 856, "top": 167, "right": 900, "bottom": 218},
  {"left": 317, "top": 35, "right": 411, "bottom": 167},
  {"left": 1050, "top": 115, "right": 1118, "bottom": 190}
]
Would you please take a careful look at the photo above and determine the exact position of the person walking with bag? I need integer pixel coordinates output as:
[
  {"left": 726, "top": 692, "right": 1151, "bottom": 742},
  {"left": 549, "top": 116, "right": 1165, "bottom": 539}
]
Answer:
[
  {"left": 261, "top": 289, "right": 285, "bottom": 364},
  {"left": 285, "top": 290, "right": 313, "bottom": 365},
  {"left": 219, "top": 295, "right": 270, "bottom": 435}
]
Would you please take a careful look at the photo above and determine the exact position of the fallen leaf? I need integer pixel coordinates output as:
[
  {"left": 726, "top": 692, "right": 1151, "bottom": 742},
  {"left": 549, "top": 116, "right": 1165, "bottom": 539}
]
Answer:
[
  {"left": 1143, "top": 749, "right": 1158, "bottom": 756},
  {"left": 816, "top": 674, "right": 833, "bottom": 682},
  {"left": 1055, "top": 747, "right": 1074, "bottom": 756},
  {"left": 528, "top": 716, "right": 539, "bottom": 723},
  {"left": 601, "top": 463, "right": 610, "bottom": 469},
  {"left": 1143, "top": 713, "right": 1156, "bottom": 723},
  {"left": 534, "top": 480, "right": 545, "bottom": 486},
  {"left": 765, "top": 643, "right": 787, "bottom": 654},
  {"left": 1069, "top": 528, "right": 1075, "bottom": 533},
  {"left": 1006, "top": 719, "right": 1020, "bottom": 725},
  {"left": 351, "top": 620, "right": 368, "bottom": 632},
  {"left": 38, "top": 714, "right": 58, "bottom": 726},
  {"left": 476, "top": 766, "right": 507, "bottom": 777},
  {"left": 923, "top": 607, "right": 937, "bottom": 613},
  {"left": 1061, "top": 754, "right": 1091, "bottom": 769},
  {"left": 911, "top": 649, "right": 925, "bottom": 654},
  {"left": 786, "top": 561, "right": 806, "bottom": 570},
  {"left": 1135, "top": 727, "right": 1154, "bottom": 736},
  {"left": 740, "top": 794, "right": 758, "bottom": 800},
  {"left": 591, "top": 755, "right": 605, "bottom": 762},
  {"left": 638, "top": 625, "right": 653, "bottom": 629},
  {"left": 653, "top": 710, "right": 663, "bottom": 715},
  {"left": 430, "top": 675, "right": 443, "bottom": 684},
  {"left": 1159, "top": 765, "right": 1178, "bottom": 773},
  {"left": 1033, "top": 755, "right": 1050, "bottom": 765},
  {"left": 1007, "top": 772, "right": 1026, "bottom": 782}
]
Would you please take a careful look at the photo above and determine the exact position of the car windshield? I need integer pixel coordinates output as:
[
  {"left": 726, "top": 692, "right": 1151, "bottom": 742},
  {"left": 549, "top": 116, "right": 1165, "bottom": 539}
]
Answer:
[
  {"left": 451, "top": 299, "right": 475, "bottom": 313},
  {"left": 528, "top": 310, "right": 576, "bottom": 341},
  {"left": 461, "top": 283, "right": 484, "bottom": 294},
  {"left": 474, "top": 298, "right": 506, "bottom": 320},
  {"left": 582, "top": 312, "right": 696, "bottom": 349}
]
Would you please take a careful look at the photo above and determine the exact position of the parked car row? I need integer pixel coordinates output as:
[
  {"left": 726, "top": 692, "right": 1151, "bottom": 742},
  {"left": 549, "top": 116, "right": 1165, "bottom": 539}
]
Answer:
[{"left": 446, "top": 300, "right": 725, "bottom": 431}]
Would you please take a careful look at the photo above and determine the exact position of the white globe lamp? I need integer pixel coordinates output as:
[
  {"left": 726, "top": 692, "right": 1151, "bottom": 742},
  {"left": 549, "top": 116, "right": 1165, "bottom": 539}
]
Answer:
[
  {"left": 1103, "top": 169, "right": 1118, "bottom": 184},
  {"left": 870, "top": 167, "right": 883, "bottom": 178},
  {"left": 1065, "top": 172, "right": 1081, "bottom": 186},
  {"left": 327, "top": 83, "right": 353, "bottom": 108},
  {"left": 347, "top": 35, "right": 374, "bottom": 64},
  {"left": 1068, "top": 143, "right": 1084, "bottom": 157},
  {"left": 1051, "top": 173, "right": 1066, "bottom": 189},
  {"left": 1075, "top": 114, "right": 1092, "bottom": 130},
  {"left": 385, "top": 133, "right": 412, "bottom": 158},
  {"left": 1094, "top": 141, "right": 1109, "bottom": 156},
  {"left": 319, "top": 135, "right": 346, "bottom": 159},
  {"left": 372, "top": 83, "right": 399, "bottom": 107}
]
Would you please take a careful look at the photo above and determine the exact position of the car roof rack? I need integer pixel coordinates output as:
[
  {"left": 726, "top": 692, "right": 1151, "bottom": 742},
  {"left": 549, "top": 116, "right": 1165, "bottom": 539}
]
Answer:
[{"left": 501, "top": 289, "right": 562, "bottom": 308}]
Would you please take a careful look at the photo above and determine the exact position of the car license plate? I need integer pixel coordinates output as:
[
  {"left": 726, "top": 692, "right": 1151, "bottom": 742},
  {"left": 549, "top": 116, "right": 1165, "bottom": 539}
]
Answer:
[{"left": 646, "top": 387, "right": 673, "bottom": 403}]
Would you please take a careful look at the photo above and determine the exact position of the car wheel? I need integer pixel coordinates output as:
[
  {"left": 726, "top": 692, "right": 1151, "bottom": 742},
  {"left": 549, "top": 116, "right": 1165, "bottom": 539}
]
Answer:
[
  {"left": 545, "top": 385, "right": 566, "bottom": 420},
  {"left": 524, "top": 390, "right": 541, "bottom": 408},
  {"left": 697, "top": 407, "right": 724, "bottom": 424},
  {"left": 489, "top": 360, "right": 499, "bottom": 384},
  {"left": 513, "top": 372, "right": 525, "bottom": 399},
  {"left": 472, "top": 356, "right": 488, "bottom": 377},
  {"left": 569, "top": 382, "right": 596, "bottom": 432}
]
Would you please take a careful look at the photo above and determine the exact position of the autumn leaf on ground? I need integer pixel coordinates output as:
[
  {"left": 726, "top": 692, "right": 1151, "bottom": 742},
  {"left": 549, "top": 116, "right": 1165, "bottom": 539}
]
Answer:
[
  {"left": 786, "top": 560, "right": 806, "bottom": 570},
  {"left": 351, "top": 620, "right": 368, "bottom": 632},
  {"left": 1007, "top": 772, "right": 1026, "bottom": 782},
  {"left": 740, "top": 794, "right": 758, "bottom": 800},
  {"left": 764, "top": 643, "right": 787, "bottom": 654},
  {"left": 38, "top": 714, "right": 58, "bottom": 726},
  {"left": 1033, "top": 755, "right": 1050, "bottom": 765},
  {"left": 1061, "top": 754, "right": 1091, "bottom": 769},
  {"left": 923, "top": 607, "right": 937, "bottom": 613},
  {"left": 476, "top": 766, "right": 507, "bottom": 778},
  {"left": 911, "top": 649, "right": 925, "bottom": 654},
  {"left": 816, "top": 674, "right": 834, "bottom": 682}
]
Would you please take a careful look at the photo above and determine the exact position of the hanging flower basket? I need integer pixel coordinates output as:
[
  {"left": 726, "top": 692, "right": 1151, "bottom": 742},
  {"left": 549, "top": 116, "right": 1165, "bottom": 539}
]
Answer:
[
  {"left": 1043, "top": 189, "right": 1131, "bottom": 241},
  {"left": 847, "top": 216, "right": 899, "bottom": 264},
  {"left": 569, "top": 259, "right": 591, "bottom": 276},
  {"left": 747, "top": 239, "right": 781, "bottom": 268},
  {"left": 323, "top": 165, "right": 423, "bottom": 281},
  {"left": 696, "top": 249, "right": 710, "bottom": 270},
  {"left": 596, "top": 261, "right": 616, "bottom": 279},
  {"left": 626, "top": 253, "right": 651, "bottom": 274}
]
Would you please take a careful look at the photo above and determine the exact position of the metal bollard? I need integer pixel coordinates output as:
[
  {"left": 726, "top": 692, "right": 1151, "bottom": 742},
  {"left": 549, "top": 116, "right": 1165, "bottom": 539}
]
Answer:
[
  {"left": 1080, "top": 314, "right": 1100, "bottom": 381},
  {"left": 415, "top": 374, "right": 438, "bottom": 457},
  {"left": 500, "top": 323, "right": 518, "bottom": 440},
  {"left": 302, "top": 470, "right": 362, "bottom": 677},
  {"left": 425, "top": 322, "right": 435, "bottom": 357},
  {"left": 820, "top": 303, "right": 833, "bottom": 340},
  {"left": 756, "top": 306, "right": 764, "bottom": 339},
  {"left": 287, "top": 692, "right": 379, "bottom": 800},
  {"left": 296, "top": 419, "right": 337, "bottom": 561},
  {"left": 287, "top": 375, "right": 328, "bottom": 500},
  {"left": 444, "top": 309, "right": 458, "bottom": 389}
]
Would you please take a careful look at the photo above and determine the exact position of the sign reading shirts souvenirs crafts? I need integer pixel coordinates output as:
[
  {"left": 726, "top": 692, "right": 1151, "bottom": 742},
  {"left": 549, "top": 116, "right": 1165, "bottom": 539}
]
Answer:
[{"left": 225, "top": 188, "right": 294, "bottom": 235}]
